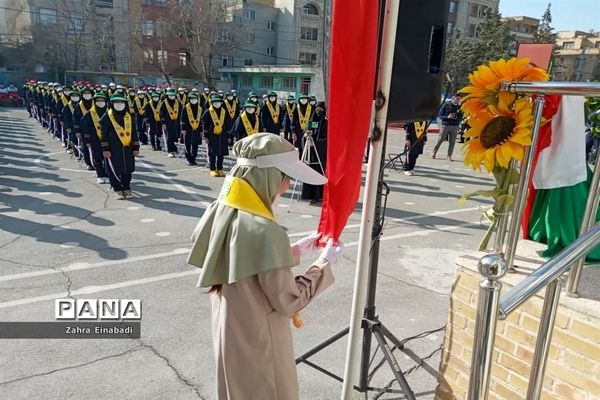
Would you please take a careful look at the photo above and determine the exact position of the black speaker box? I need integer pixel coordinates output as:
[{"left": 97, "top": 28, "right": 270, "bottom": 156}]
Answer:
[{"left": 387, "top": 0, "right": 450, "bottom": 123}]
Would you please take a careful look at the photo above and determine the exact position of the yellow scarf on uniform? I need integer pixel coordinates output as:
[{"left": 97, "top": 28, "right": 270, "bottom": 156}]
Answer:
[
  {"left": 286, "top": 102, "right": 295, "bottom": 118},
  {"left": 415, "top": 121, "right": 426, "bottom": 139},
  {"left": 149, "top": 100, "right": 161, "bottom": 121},
  {"left": 208, "top": 107, "right": 225, "bottom": 135},
  {"left": 60, "top": 95, "right": 69, "bottom": 107},
  {"left": 89, "top": 107, "right": 103, "bottom": 139},
  {"left": 108, "top": 109, "right": 132, "bottom": 147},
  {"left": 185, "top": 103, "right": 201, "bottom": 130},
  {"left": 241, "top": 112, "right": 259, "bottom": 136},
  {"left": 79, "top": 102, "right": 89, "bottom": 115},
  {"left": 165, "top": 100, "right": 179, "bottom": 121},
  {"left": 135, "top": 97, "right": 147, "bottom": 115},
  {"left": 225, "top": 100, "right": 237, "bottom": 119},
  {"left": 266, "top": 101, "right": 280, "bottom": 124},
  {"left": 298, "top": 104, "right": 312, "bottom": 131}
]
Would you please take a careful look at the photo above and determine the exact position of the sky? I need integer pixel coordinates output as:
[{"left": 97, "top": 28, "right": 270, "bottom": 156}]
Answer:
[{"left": 499, "top": 0, "right": 600, "bottom": 32}]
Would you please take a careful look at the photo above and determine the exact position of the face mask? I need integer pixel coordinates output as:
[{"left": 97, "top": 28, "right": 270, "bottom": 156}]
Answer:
[
  {"left": 113, "top": 102, "right": 126, "bottom": 112},
  {"left": 190, "top": 99, "right": 198, "bottom": 105},
  {"left": 117, "top": 89, "right": 123, "bottom": 93},
  {"left": 95, "top": 101, "right": 106, "bottom": 108},
  {"left": 139, "top": 94, "right": 145, "bottom": 99},
  {"left": 299, "top": 99, "right": 308, "bottom": 105},
  {"left": 288, "top": 100, "right": 294, "bottom": 104},
  {"left": 269, "top": 96, "right": 277, "bottom": 102},
  {"left": 226, "top": 96, "right": 234, "bottom": 101},
  {"left": 245, "top": 108, "right": 255, "bottom": 114},
  {"left": 83, "top": 93, "right": 92, "bottom": 101},
  {"left": 152, "top": 97, "right": 159, "bottom": 102},
  {"left": 250, "top": 97, "right": 258, "bottom": 102},
  {"left": 71, "top": 96, "right": 80, "bottom": 102},
  {"left": 168, "top": 95, "right": 175, "bottom": 100},
  {"left": 204, "top": 90, "right": 210, "bottom": 94},
  {"left": 212, "top": 102, "right": 222, "bottom": 109},
  {"left": 309, "top": 100, "right": 316, "bottom": 106}
]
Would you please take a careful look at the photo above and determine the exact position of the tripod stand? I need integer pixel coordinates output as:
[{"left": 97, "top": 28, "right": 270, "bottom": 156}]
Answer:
[
  {"left": 287, "top": 129, "right": 325, "bottom": 211},
  {"left": 295, "top": 129, "right": 415, "bottom": 399}
]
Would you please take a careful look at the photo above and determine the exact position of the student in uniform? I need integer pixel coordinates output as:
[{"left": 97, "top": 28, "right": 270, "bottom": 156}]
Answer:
[
  {"left": 224, "top": 91, "right": 239, "bottom": 124},
  {"left": 101, "top": 94, "right": 140, "bottom": 200},
  {"left": 177, "top": 87, "right": 188, "bottom": 106},
  {"left": 180, "top": 92, "right": 203, "bottom": 166},
  {"left": 282, "top": 95, "right": 296, "bottom": 143},
  {"left": 133, "top": 90, "right": 148, "bottom": 145},
  {"left": 202, "top": 95, "right": 232, "bottom": 177},
  {"left": 200, "top": 87, "right": 211, "bottom": 110},
  {"left": 301, "top": 102, "right": 328, "bottom": 204},
  {"left": 232, "top": 101, "right": 261, "bottom": 141},
  {"left": 62, "top": 90, "right": 80, "bottom": 155},
  {"left": 160, "top": 88, "right": 181, "bottom": 157},
  {"left": 82, "top": 93, "right": 109, "bottom": 184},
  {"left": 291, "top": 94, "right": 313, "bottom": 152},
  {"left": 145, "top": 91, "right": 163, "bottom": 151},
  {"left": 261, "top": 91, "right": 283, "bottom": 135},
  {"left": 74, "top": 86, "right": 95, "bottom": 170},
  {"left": 403, "top": 121, "right": 428, "bottom": 176}
]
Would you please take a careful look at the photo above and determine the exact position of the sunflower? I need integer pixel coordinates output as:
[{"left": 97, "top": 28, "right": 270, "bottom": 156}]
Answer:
[
  {"left": 460, "top": 57, "right": 549, "bottom": 116},
  {"left": 463, "top": 98, "right": 533, "bottom": 172}
]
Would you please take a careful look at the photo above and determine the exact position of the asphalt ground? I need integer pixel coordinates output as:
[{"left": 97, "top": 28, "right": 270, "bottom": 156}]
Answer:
[{"left": 0, "top": 106, "right": 500, "bottom": 400}]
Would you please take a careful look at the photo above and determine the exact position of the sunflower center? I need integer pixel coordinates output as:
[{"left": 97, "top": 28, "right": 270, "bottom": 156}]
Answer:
[{"left": 480, "top": 116, "right": 516, "bottom": 149}]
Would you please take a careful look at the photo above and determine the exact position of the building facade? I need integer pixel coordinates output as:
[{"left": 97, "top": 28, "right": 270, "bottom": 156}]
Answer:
[
  {"left": 503, "top": 16, "right": 540, "bottom": 53},
  {"left": 447, "top": 0, "right": 499, "bottom": 40},
  {"left": 554, "top": 30, "right": 600, "bottom": 82}
]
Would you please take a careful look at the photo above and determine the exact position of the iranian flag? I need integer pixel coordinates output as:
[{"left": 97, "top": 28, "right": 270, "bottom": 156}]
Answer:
[{"left": 317, "top": 0, "right": 380, "bottom": 241}]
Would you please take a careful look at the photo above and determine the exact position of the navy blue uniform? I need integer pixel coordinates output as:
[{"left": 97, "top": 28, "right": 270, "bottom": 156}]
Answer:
[
  {"left": 201, "top": 106, "right": 232, "bottom": 171},
  {"left": 100, "top": 110, "right": 139, "bottom": 191}
]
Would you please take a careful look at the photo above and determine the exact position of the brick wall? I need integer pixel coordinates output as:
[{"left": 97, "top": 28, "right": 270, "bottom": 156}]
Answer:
[{"left": 435, "top": 245, "right": 600, "bottom": 400}]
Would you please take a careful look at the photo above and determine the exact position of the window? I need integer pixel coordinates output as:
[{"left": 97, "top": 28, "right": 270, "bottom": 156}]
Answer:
[
  {"left": 478, "top": 6, "right": 488, "bottom": 18},
  {"left": 218, "top": 30, "right": 230, "bottom": 42},
  {"left": 67, "top": 13, "right": 84, "bottom": 33},
  {"left": 299, "top": 52, "right": 317, "bottom": 64},
  {"left": 157, "top": 50, "right": 168, "bottom": 65},
  {"left": 142, "top": 20, "right": 154, "bottom": 36},
  {"left": 179, "top": 52, "right": 189, "bottom": 66},
  {"left": 447, "top": 22, "right": 454, "bottom": 34},
  {"left": 244, "top": 58, "right": 253, "bottom": 66},
  {"left": 156, "top": 20, "right": 169, "bottom": 35},
  {"left": 144, "top": 49, "right": 154, "bottom": 64},
  {"left": 562, "top": 41, "right": 575, "bottom": 50},
  {"left": 282, "top": 77, "right": 296, "bottom": 90},
  {"left": 449, "top": 1, "right": 456, "bottom": 13},
  {"left": 302, "top": 4, "right": 319, "bottom": 15},
  {"left": 266, "top": 46, "right": 275, "bottom": 56},
  {"left": 260, "top": 75, "right": 273, "bottom": 88},
  {"left": 155, "top": 0, "right": 167, "bottom": 6},
  {"left": 467, "top": 23, "right": 478, "bottom": 38},
  {"left": 142, "top": 0, "right": 152, "bottom": 4},
  {"left": 459, "top": 1, "right": 468, "bottom": 13},
  {"left": 267, "top": 21, "right": 276, "bottom": 31},
  {"left": 222, "top": 56, "right": 230, "bottom": 66},
  {"left": 300, "top": 77, "right": 311, "bottom": 94},
  {"left": 244, "top": 9, "right": 255, "bottom": 20},
  {"left": 240, "top": 75, "right": 252, "bottom": 87},
  {"left": 246, "top": 33, "right": 255, "bottom": 43},
  {"left": 96, "top": 0, "right": 113, "bottom": 8},
  {"left": 470, "top": 4, "right": 479, "bottom": 17},
  {"left": 300, "top": 27, "right": 318, "bottom": 41},
  {"left": 595, "top": 41, "right": 600, "bottom": 48},
  {"left": 39, "top": 8, "right": 57, "bottom": 25}
]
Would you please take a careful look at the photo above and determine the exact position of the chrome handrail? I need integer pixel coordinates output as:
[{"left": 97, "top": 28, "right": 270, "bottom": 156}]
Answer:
[
  {"left": 499, "top": 222, "right": 600, "bottom": 319},
  {"left": 501, "top": 81, "right": 600, "bottom": 96}
]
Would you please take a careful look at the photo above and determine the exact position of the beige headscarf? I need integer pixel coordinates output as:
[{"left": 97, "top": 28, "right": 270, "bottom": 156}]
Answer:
[{"left": 187, "top": 133, "right": 296, "bottom": 287}]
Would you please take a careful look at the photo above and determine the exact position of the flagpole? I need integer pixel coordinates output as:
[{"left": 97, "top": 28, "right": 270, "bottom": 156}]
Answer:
[{"left": 340, "top": 0, "right": 401, "bottom": 398}]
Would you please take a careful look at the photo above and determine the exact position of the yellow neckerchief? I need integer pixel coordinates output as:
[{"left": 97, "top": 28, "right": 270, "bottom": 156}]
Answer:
[
  {"left": 202, "top": 93, "right": 210, "bottom": 104},
  {"left": 108, "top": 109, "right": 132, "bottom": 147},
  {"left": 286, "top": 102, "right": 295, "bottom": 118},
  {"left": 298, "top": 103, "right": 312, "bottom": 130},
  {"left": 135, "top": 96, "right": 147, "bottom": 115},
  {"left": 185, "top": 103, "right": 201, "bottom": 130},
  {"left": 128, "top": 98, "right": 135, "bottom": 114},
  {"left": 67, "top": 101, "right": 75, "bottom": 114},
  {"left": 219, "top": 176, "right": 274, "bottom": 221},
  {"left": 164, "top": 99, "right": 179, "bottom": 121},
  {"left": 241, "top": 111, "right": 259, "bottom": 136},
  {"left": 89, "top": 106, "right": 103, "bottom": 139},
  {"left": 208, "top": 106, "right": 225, "bottom": 134},
  {"left": 60, "top": 94, "right": 69, "bottom": 107},
  {"left": 225, "top": 99, "right": 237, "bottom": 119},
  {"left": 79, "top": 101, "right": 89, "bottom": 115},
  {"left": 52, "top": 91, "right": 58, "bottom": 104},
  {"left": 177, "top": 93, "right": 187, "bottom": 105},
  {"left": 415, "top": 121, "right": 426, "bottom": 139},
  {"left": 149, "top": 100, "right": 161, "bottom": 121},
  {"left": 266, "top": 101, "right": 280, "bottom": 123}
]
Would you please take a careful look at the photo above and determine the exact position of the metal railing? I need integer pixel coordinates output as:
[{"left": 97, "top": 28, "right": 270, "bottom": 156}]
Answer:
[{"left": 468, "top": 81, "right": 600, "bottom": 400}]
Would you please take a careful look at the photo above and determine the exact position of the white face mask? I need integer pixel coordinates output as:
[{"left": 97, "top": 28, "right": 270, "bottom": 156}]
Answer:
[
  {"left": 250, "top": 97, "right": 258, "bottom": 102},
  {"left": 190, "top": 99, "right": 198, "bottom": 105},
  {"left": 95, "top": 101, "right": 106, "bottom": 108},
  {"left": 178, "top": 91, "right": 184, "bottom": 95},
  {"left": 269, "top": 96, "right": 277, "bottom": 102},
  {"left": 82, "top": 93, "right": 92, "bottom": 101},
  {"left": 113, "top": 102, "right": 126, "bottom": 112},
  {"left": 299, "top": 99, "right": 308, "bottom": 105},
  {"left": 245, "top": 108, "right": 255, "bottom": 114},
  {"left": 288, "top": 100, "right": 294, "bottom": 104},
  {"left": 71, "top": 96, "right": 80, "bottom": 102},
  {"left": 212, "top": 102, "right": 222, "bottom": 109},
  {"left": 204, "top": 90, "right": 210, "bottom": 94},
  {"left": 152, "top": 96, "right": 159, "bottom": 102},
  {"left": 309, "top": 100, "right": 316, "bottom": 105},
  {"left": 227, "top": 96, "right": 234, "bottom": 101},
  {"left": 139, "top": 94, "right": 145, "bottom": 99},
  {"left": 168, "top": 95, "right": 175, "bottom": 100}
]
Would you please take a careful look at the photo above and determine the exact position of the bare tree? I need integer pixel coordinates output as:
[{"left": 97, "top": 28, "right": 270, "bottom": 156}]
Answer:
[{"left": 130, "top": 16, "right": 172, "bottom": 84}]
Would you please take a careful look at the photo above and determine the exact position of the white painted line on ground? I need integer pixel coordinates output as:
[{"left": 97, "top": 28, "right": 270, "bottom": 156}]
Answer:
[
  {"left": 0, "top": 248, "right": 191, "bottom": 283},
  {"left": 0, "top": 270, "right": 199, "bottom": 310},
  {"left": 300, "top": 215, "right": 313, "bottom": 219},
  {"left": 60, "top": 242, "right": 79, "bottom": 249},
  {"left": 59, "top": 168, "right": 94, "bottom": 174},
  {"left": 155, "top": 232, "right": 171, "bottom": 237},
  {"left": 141, "top": 218, "right": 155, "bottom": 223},
  {"left": 404, "top": 202, "right": 415, "bottom": 206},
  {"left": 127, "top": 206, "right": 141, "bottom": 211},
  {"left": 33, "top": 151, "right": 63, "bottom": 164},
  {"left": 173, "top": 184, "right": 196, "bottom": 194},
  {"left": 138, "top": 161, "right": 209, "bottom": 204}
]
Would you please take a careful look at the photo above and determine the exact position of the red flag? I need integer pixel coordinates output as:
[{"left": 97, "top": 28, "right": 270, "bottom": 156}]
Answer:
[{"left": 318, "top": 0, "right": 380, "bottom": 241}]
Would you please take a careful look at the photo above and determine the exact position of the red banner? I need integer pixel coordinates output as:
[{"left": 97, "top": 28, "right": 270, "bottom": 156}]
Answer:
[{"left": 318, "top": 0, "right": 380, "bottom": 241}]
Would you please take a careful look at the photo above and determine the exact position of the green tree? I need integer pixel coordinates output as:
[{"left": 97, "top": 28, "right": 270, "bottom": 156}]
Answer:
[{"left": 534, "top": 3, "right": 553, "bottom": 43}]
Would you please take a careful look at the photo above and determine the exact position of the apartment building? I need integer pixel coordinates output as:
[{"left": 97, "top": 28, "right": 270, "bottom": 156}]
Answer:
[
  {"left": 447, "top": 0, "right": 499, "bottom": 39},
  {"left": 554, "top": 30, "right": 600, "bottom": 81}
]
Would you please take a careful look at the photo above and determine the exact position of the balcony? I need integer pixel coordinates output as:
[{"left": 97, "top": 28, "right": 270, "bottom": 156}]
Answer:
[
  {"left": 299, "top": 40, "right": 319, "bottom": 49},
  {"left": 300, "top": 13, "right": 321, "bottom": 22}
]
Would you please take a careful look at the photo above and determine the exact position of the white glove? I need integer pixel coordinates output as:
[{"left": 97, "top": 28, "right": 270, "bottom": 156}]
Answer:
[
  {"left": 292, "top": 232, "right": 320, "bottom": 257},
  {"left": 317, "top": 238, "right": 343, "bottom": 265}
]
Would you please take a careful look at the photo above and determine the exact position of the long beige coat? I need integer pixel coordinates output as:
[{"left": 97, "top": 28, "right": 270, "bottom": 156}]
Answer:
[{"left": 210, "top": 259, "right": 334, "bottom": 400}]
